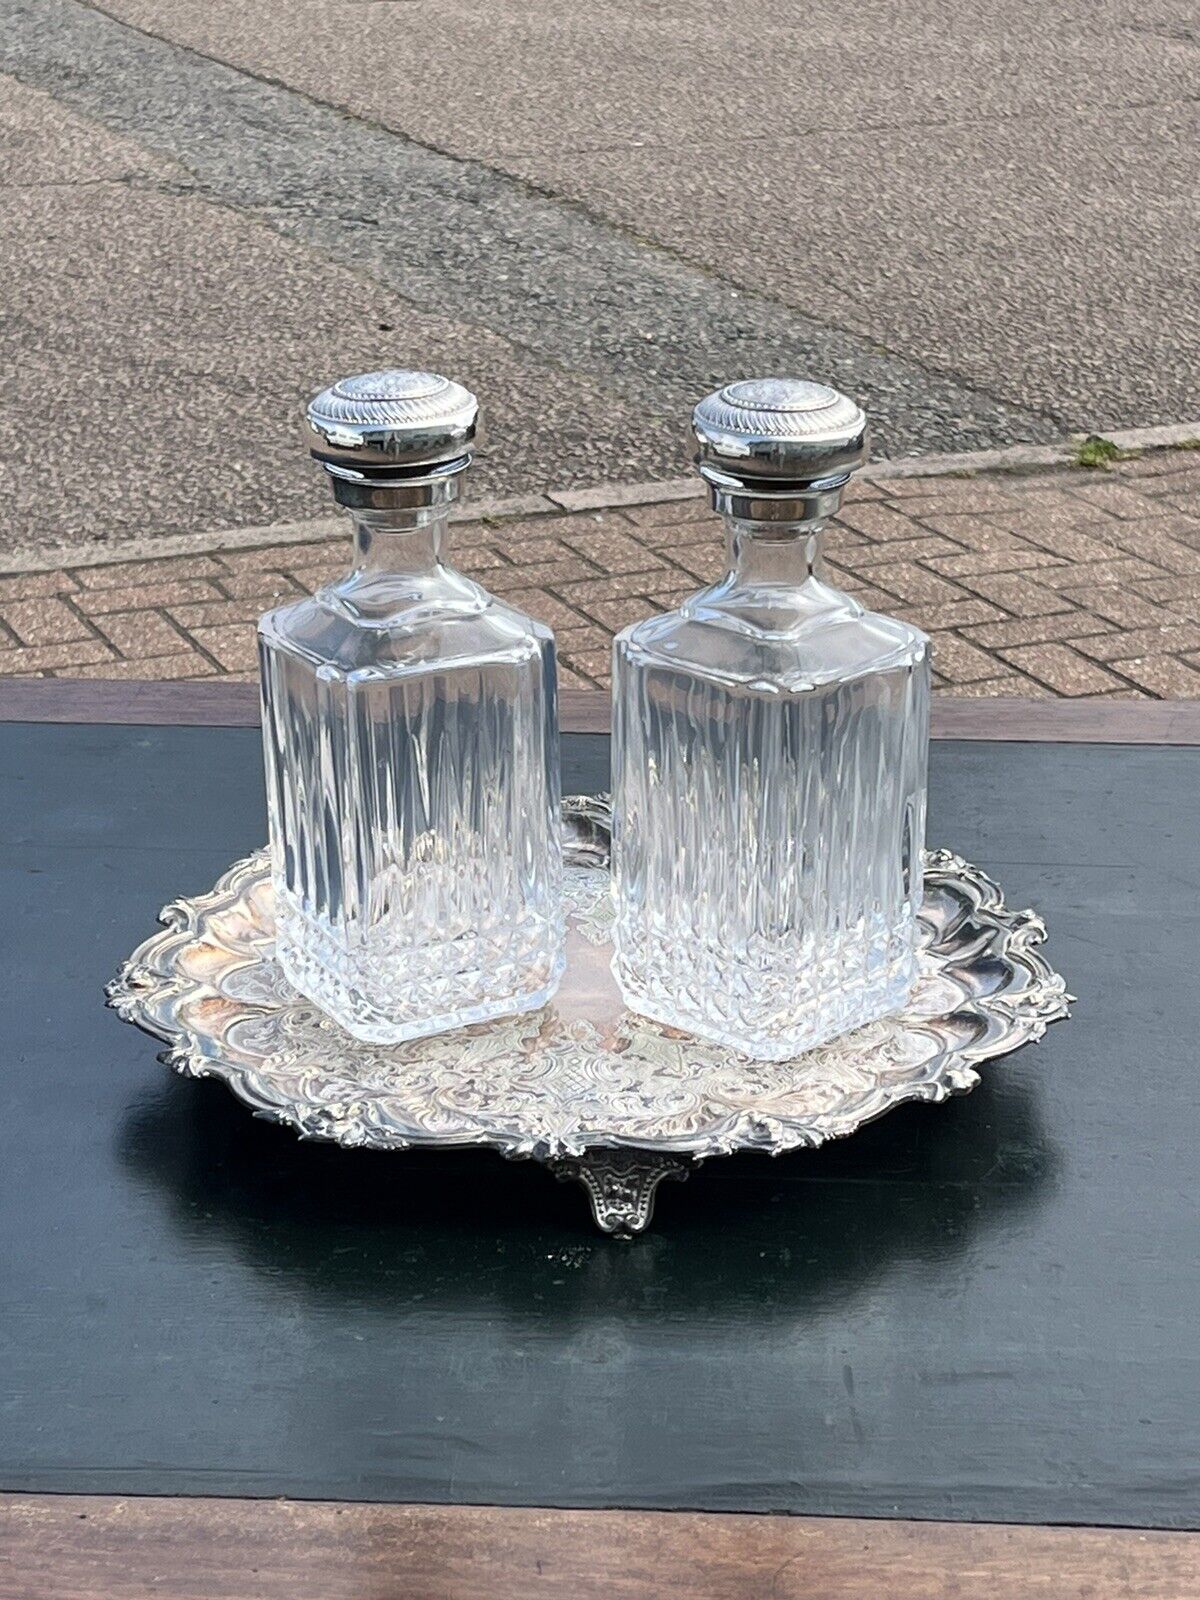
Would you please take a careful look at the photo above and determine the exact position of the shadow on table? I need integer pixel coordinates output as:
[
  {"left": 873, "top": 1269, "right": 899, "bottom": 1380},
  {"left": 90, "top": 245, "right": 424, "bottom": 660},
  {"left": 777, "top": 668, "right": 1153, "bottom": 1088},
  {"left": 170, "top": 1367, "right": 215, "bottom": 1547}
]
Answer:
[{"left": 117, "top": 1055, "right": 1058, "bottom": 1324}]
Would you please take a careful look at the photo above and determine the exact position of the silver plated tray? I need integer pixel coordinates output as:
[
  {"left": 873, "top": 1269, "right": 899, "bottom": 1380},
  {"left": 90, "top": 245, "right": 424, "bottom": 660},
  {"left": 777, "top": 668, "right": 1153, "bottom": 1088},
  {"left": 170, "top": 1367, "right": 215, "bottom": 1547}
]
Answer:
[{"left": 108, "top": 797, "right": 1071, "bottom": 1235}]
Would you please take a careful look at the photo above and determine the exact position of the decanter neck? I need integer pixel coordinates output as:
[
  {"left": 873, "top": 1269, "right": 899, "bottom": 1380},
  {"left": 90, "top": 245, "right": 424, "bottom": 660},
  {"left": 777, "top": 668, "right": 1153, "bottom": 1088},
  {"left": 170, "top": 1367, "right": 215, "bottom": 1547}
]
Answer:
[
  {"left": 725, "top": 516, "right": 825, "bottom": 588},
  {"left": 348, "top": 505, "right": 447, "bottom": 575},
  {"left": 325, "top": 489, "right": 483, "bottom": 625}
]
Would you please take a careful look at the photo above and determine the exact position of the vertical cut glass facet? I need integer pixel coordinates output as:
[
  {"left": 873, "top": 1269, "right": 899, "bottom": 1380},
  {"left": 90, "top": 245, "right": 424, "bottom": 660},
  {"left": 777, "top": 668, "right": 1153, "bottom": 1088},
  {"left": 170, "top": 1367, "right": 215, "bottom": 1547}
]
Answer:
[
  {"left": 613, "top": 512, "right": 930, "bottom": 1060},
  {"left": 259, "top": 500, "right": 562, "bottom": 1042}
]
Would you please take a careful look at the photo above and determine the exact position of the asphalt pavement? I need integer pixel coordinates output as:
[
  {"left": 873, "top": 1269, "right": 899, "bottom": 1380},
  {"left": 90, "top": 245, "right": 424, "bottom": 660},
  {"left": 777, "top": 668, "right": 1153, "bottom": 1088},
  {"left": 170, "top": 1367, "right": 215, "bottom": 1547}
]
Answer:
[{"left": 1, "top": 0, "right": 1197, "bottom": 555}]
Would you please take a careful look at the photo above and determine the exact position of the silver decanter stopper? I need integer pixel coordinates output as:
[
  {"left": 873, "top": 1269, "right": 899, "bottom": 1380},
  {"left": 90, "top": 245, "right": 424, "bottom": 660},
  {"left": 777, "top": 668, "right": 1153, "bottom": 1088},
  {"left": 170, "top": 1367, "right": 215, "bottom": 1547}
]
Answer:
[
  {"left": 305, "top": 369, "right": 479, "bottom": 506},
  {"left": 691, "top": 377, "right": 868, "bottom": 524}
]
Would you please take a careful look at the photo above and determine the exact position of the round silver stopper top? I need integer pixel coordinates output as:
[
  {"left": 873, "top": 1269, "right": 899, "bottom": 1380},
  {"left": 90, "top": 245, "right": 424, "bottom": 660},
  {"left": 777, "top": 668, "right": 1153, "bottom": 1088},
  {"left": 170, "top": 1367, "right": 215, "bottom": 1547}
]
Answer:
[
  {"left": 692, "top": 378, "right": 868, "bottom": 485},
  {"left": 305, "top": 369, "right": 478, "bottom": 475}
]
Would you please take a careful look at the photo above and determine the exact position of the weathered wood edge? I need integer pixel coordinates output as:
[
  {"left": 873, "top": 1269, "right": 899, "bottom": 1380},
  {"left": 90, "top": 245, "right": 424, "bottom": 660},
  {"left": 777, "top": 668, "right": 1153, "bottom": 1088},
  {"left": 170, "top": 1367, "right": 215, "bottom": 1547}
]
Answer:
[
  {"left": 2, "top": 679, "right": 1200, "bottom": 742},
  {"left": 0, "top": 679, "right": 612, "bottom": 733},
  {"left": 0, "top": 1493, "right": 1193, "bottom": 1600}
]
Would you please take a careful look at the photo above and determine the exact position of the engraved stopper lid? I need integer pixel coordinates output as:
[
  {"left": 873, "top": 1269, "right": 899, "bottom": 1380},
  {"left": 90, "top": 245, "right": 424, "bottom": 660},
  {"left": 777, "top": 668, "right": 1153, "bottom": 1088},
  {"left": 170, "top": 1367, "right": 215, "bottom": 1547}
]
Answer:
[
  {"left": 305, "top": 370, "right": 479, "bottom": 478},
  {"left": 692, "top": 378, "right": 868, "bottom": 487}
]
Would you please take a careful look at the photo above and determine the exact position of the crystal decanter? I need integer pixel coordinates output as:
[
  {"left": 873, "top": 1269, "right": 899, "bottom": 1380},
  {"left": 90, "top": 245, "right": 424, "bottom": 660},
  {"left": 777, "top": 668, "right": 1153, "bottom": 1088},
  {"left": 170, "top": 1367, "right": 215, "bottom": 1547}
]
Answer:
[
  {"left": 612, "top": 379, "right": 930, "bottom": 1060},
  {"left": 258, "top": 370, "right": 563, "bottom": 1043}
]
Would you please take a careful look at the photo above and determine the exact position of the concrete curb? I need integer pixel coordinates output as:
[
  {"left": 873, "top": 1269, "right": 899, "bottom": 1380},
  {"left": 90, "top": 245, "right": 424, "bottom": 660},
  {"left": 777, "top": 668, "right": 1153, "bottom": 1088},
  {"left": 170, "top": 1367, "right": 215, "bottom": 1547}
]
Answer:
[
  {"left": 6, "top": 421, "right": 1198, "bottom": 578},
  {"left": 0, "top": 495, "right": 558, "bottom": 578}
]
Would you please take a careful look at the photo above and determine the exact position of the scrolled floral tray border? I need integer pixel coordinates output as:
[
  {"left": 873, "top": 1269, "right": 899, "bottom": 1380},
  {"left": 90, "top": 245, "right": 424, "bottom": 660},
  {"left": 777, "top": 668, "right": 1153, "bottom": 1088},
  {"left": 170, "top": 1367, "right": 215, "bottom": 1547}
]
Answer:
[{"left": 108, "top": 797, "right": 1071, "bottom": 1235}]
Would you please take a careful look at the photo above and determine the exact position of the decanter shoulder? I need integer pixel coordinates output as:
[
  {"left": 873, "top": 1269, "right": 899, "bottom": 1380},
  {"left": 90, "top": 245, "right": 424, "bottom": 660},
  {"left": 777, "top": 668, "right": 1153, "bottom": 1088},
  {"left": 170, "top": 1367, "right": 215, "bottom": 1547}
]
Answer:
[
  {"left": 259, "top": 589, "right": 552, "bottom": 681},
  {"left": 615, "top": 600, "right": 927, "bottom": 693}
]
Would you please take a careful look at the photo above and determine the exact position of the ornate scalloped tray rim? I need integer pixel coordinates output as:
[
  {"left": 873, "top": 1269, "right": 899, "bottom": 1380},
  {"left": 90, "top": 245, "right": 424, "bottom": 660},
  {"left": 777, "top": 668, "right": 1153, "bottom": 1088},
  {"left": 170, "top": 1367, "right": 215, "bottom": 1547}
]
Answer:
[{"left": 107, "top": 830, "right": 1072, "bottom": 1171}]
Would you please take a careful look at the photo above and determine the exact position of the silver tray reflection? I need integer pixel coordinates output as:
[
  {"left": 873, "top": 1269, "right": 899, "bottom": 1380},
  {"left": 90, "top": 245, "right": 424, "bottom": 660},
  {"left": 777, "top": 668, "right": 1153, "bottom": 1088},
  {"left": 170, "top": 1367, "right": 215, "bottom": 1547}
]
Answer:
[{"left": 108, "top": 797, "right": 1070, "bottom": 1235}]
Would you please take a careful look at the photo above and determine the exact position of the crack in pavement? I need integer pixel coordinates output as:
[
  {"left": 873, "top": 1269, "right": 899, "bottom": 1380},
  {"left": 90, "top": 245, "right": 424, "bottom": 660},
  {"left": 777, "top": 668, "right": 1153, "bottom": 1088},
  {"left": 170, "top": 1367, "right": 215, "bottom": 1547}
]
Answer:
[
  {"left": 0, "top": 172, "right": 178, "bottom": 190},
  {"left": 481, "top": 93, "right": 1200, "bottom": 162},
  {"left": 0, "top": 0, "right": 1065, "bottom": 457}
]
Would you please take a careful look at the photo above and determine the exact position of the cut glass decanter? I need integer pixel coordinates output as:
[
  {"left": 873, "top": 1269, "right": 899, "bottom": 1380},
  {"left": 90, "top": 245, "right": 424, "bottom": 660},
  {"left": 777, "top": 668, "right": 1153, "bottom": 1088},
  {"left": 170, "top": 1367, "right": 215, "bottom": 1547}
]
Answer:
[
  {"left": 258, "top": 370, "right": 563, "bottom": 1042},
  {"left": 612, "top": 379, "right": 930, "bottom": 1060}
]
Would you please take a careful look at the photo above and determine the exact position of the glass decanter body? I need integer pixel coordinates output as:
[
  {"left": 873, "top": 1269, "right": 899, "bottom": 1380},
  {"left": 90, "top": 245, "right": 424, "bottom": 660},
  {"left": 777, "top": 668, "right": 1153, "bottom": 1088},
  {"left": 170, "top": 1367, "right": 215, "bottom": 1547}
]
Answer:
[
  {"left": 611, "top": 380, "right": 929, "bottom": 1060},
  {"left": 259, "top": 372, "right": 562, "bottom": 1043}
]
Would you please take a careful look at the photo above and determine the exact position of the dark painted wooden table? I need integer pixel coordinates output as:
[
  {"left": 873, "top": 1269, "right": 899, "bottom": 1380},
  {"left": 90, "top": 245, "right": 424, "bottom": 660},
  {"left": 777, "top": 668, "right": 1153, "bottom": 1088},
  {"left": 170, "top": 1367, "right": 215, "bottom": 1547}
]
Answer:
[{"left": 1, "top": 684, "right": 1198, "bottom": 1598}]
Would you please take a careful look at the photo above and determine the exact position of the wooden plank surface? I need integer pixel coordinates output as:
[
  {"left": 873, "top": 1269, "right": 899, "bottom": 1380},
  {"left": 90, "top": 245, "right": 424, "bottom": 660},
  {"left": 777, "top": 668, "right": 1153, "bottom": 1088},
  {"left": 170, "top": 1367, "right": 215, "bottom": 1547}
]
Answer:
[
  {"left": 0, "top": 1495, "right": 1194, "bottom": 1600},
  {"left": 928, "top": 695, "right": 1200, "bottom": 744},
  {"left": 2, "top": 677, "right": 1200, "bottom": 741},
  {"left": 0, "top": 678, "right": 608, "bottom": 734}
]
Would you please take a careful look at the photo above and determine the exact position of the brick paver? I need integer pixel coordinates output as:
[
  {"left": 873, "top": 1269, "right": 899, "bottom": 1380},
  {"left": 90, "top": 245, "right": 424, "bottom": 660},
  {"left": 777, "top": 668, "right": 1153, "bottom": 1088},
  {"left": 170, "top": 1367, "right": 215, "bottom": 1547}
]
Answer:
[{"left": 4, "top": 449, "right": 1200, "bottom": 697}]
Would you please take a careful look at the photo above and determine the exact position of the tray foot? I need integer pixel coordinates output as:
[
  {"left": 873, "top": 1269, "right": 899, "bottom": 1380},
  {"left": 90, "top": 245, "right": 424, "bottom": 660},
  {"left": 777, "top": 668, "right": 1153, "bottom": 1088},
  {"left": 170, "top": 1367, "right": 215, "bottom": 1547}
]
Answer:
[{"left": 549, "top": 1150, "right": 691, "bottom": 1237}]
